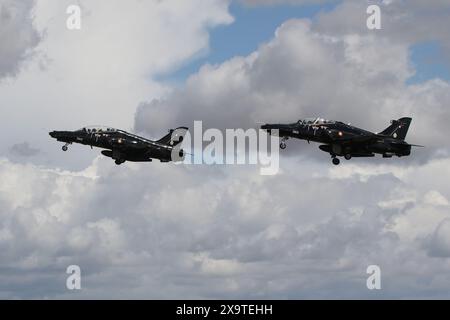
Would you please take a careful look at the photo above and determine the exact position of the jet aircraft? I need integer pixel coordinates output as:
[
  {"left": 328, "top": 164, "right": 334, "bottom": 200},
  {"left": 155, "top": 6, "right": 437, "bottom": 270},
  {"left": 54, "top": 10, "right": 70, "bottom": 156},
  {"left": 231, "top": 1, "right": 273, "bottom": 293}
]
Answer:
[
  {"left": 49, "top": 126, "right": 188, "bottom": 165},
  {"left": 261, "top": 117, "right": 422, "bottom": 165}
]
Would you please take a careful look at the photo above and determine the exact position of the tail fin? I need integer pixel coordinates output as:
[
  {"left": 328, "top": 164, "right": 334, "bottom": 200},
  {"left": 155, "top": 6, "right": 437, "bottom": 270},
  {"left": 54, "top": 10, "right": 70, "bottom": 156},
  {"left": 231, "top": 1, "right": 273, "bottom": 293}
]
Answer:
[
  {"left": 156, "top": 127, "right": 188, "bottom": 146},
  {"left": 379, "top": 117, "right": 412, "bottom": 140}
]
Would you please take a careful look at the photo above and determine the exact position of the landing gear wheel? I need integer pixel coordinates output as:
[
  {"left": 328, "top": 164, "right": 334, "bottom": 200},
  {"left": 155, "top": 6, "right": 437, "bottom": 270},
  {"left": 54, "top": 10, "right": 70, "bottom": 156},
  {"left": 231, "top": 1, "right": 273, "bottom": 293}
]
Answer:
[
  {"left": 279, "top": 137, "right": 288, "bottom": 150},
  {"left": 344, "top": 154, "right": 352, "bottom": 160},
  {"left": 62, "top": 145, "right": 68, "bottom": 152},
  {"left": 332, "top": 158, "right": 340, "bottom": 166},
  {"left": 115, "top": 159, "right": 125, "bottom": 165}
]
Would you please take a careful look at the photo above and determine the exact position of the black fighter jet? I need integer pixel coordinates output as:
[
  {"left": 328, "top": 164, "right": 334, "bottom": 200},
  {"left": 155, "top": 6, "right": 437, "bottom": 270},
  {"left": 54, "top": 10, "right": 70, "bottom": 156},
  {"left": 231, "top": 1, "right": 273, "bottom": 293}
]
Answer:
[
  {"left": 262, "top": 117, "right": 422, "bottom": 165},
  {"left": 49, "top": 126, "right": 188, "bottom": 165}
]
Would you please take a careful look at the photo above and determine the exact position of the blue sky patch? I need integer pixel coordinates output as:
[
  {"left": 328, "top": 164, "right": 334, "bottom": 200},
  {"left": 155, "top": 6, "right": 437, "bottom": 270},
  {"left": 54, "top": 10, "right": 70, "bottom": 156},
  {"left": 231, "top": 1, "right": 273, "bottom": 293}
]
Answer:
[
  {"left": 407, "top": 41, "right": 450, "bottom": 85},
  {"left": 155, "top": 1, "right": 339, "bottom": 85}
]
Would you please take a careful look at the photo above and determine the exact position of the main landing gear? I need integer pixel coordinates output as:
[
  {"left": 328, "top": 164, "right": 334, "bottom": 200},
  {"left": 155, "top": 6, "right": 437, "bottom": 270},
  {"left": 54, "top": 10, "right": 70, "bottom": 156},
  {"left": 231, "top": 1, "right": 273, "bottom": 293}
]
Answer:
[
  {"left": 62, "top": 143, "right": 69, "bottom": 151},
  {"left": 115, "top": 159, "right": 126, "bottom": 165},
  {"left": 331, "top": 153, "right": 352, "bottom": 165},
  {"left": 280, "top": 137, "right": 288, "bottom": 150},
  {"left": 331, "top": 154, "right": 340, "bottom": 165}
]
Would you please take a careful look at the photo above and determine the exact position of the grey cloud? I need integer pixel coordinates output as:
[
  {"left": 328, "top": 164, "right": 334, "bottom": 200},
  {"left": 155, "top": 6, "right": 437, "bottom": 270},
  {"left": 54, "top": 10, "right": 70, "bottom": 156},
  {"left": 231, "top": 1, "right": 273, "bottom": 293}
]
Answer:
[
  {"left": 239, "top": 0, "right": 337, "bottom": 6},
  {"left": 9, "top": 142, "right": 40, "bottom": 157},
  {"left": 315, "top": 0, "right": 450, "bottom": 59},
  {"left": 0, "top": 0, "right": 41, "bottom": 79},
  {"left": 425, "top": 218, "right": 450, "bottom": 258},
  {"left": 1, "top": 157, "right": 450, "bottom": 298}
]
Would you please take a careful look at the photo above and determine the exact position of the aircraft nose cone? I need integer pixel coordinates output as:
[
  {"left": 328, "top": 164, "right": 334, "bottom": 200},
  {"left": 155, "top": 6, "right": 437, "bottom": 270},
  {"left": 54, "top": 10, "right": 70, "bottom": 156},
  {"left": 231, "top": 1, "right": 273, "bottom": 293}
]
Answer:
[{"left": 49, "top": 131, "right": 57, "bottom": 138}]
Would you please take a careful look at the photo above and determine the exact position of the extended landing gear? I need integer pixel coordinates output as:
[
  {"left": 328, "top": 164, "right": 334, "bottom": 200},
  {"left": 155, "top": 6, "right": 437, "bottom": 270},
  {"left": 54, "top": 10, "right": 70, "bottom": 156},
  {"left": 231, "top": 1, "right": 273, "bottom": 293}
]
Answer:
[
  {"left": 62, "top": 144, "right": 69, "bottom": 151},
  {"left": 115, "top": 159, "right": 126, "bottom": 165},
  {"left": 279, "top": 137, "right": 288, "bottom": 150},
  {"left": 331, "top": 154, "right": 340, "bottom": 166},
  {"left": 344, "top": 154, "right": 352, "bottom": 161}
]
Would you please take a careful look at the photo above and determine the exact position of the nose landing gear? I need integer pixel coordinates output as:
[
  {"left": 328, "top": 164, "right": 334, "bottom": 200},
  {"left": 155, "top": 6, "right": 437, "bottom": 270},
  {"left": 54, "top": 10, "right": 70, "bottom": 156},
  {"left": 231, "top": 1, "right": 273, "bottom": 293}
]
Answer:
[
  {"left": 62, "top": 144, "right": 69, "bottom": 151},
  {"left": 280, "top": 137, "right": 288, "bottom": 150}
]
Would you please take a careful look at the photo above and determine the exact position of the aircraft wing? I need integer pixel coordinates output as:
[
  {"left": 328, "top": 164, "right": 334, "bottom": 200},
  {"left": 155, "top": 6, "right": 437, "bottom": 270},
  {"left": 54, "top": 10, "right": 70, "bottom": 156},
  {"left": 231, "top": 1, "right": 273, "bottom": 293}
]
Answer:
[
  {"left": 109, "top": 137, "right": 152, "bottom": 151},
  {"left": 325, "top": 129, "right": 377, "bottom": 144}
]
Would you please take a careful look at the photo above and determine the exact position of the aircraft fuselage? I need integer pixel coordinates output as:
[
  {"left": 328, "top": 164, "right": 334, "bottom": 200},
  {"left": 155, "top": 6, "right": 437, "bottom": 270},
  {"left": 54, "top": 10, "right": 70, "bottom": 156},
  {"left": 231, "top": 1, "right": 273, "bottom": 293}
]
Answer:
[
  {"left": 262, "top": 117, "right": 417, "bottom": 165},
  {"left": 49, "top": 127, "right": 186, "bottom": 164}
]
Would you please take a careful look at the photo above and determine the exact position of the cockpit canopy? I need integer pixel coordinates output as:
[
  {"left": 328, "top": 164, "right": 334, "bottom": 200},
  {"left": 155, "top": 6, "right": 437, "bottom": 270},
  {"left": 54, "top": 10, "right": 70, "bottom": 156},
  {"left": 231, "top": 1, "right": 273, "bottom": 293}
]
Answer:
[
  {"left": 78, "top": 125, "right": 118, "bottom": 133},
  {"left": 298, "top": 117, "right": 334, "bottom": 125}
]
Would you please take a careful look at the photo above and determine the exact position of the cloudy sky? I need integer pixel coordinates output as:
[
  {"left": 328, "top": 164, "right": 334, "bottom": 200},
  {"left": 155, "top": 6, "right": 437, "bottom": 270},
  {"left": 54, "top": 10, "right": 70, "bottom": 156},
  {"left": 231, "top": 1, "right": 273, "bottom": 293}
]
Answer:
[{"left": 1, "top": 0, "right": 450, "bottom": 299}]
